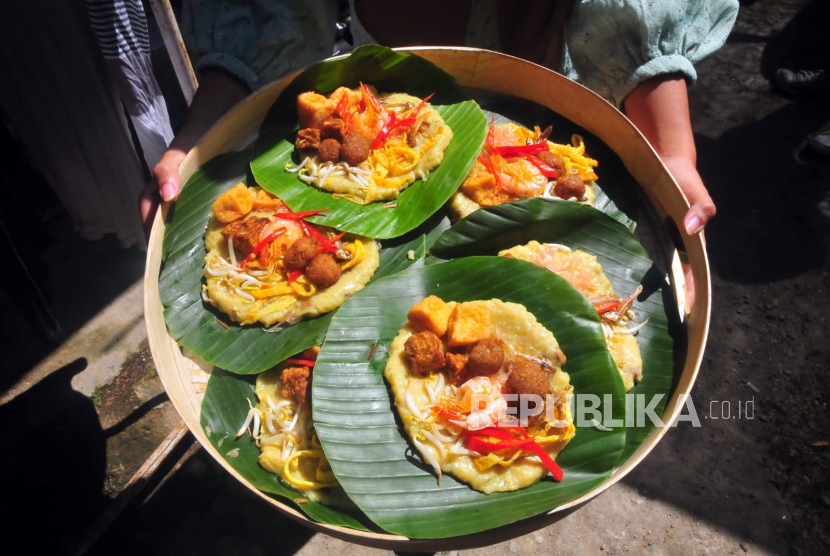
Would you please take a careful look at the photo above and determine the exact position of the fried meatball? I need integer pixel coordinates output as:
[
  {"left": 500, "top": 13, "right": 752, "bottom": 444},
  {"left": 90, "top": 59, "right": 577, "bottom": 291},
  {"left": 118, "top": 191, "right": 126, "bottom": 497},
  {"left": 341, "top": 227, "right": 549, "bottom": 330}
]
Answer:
[
  {"left": 305, "top": 253, "right": 341, "bottom": 288},
  {"left": 281, "top": 365, "right": 312, "bottom": 408},
  {"left": 320, "top": 118, "right": 346, "bottom": 141},
  {"left": 341, "top": 132, "right": 373, "bottom": 166},
  {"left": 467, "top": 338, "right": 505, "bottom": 377},
  {"left": 296, "top": 128, "right": 321, "bottom": 150},
  {"left": 506, "top": 355, "right": 553, "bottom": 426},
  {"left": 318, "top": 138, "right": 341, "bottom": 163},
  {"left": 404, "top": 331, "right": 445, "bottom": 376},
  {"left": 554, "top": 175, "right": 586, "bottom": 201},
  {"left": 445, "top": 351, "right": 469, "bottom": 386},
  {"left": 538, "top": 151, "right": 566, "bottom": 176},
  {"left": 283, "top": 237, "right": 318, "bottom": 270}
]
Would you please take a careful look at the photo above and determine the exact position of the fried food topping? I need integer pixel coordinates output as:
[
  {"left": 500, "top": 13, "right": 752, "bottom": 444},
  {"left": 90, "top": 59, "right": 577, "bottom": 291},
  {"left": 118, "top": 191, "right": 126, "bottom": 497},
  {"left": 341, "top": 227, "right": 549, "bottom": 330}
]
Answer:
[
  {"left": 281, "top": 365, "right": 312, "bottom": 408},
  {"left": 212, "top": 182, "right": 254, "bottom": 223},
  {"left": 468, "top": 338, "right": 506, "bottom": 377},
  {"left": 404, "top": 331, "right": 445, "bottom": 376}
]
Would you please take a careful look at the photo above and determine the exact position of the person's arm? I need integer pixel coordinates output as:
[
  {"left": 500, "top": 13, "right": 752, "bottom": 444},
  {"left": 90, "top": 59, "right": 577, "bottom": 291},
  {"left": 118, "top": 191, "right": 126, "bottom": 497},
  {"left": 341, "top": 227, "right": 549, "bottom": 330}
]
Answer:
[
  {"left": 624, "top": 75, "right": 715, "bottom": 235},
  {"left": 139, "top": 69, "right": 248, "bottom": 234}
]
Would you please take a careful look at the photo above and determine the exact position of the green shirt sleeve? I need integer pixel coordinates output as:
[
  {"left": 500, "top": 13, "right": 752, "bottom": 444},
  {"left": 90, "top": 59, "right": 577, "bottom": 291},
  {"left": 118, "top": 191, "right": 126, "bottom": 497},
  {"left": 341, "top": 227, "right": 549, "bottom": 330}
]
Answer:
[
  {"left": 181, "top": 0, "right": 337, "bottom": 91},
  {"left": 561, "top": 0, "right": 739, "bottom": 108}
]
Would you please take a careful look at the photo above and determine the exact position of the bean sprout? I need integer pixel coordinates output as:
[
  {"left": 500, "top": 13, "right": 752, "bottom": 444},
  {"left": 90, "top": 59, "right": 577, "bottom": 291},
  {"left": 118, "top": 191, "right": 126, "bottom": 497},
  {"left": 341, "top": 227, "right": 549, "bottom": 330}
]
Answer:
[
  {"left": 425, "top": 382, "right": 438, "bottom": 404},
  {"left": 227, "top": 235, "right": 238, "bottom": 268},
  {"left": 234, "top": 288, "right": 254, "bottom": 302},
  {"left": 287, "top": 405, "right": 302, "bottom": 431},
  {"left": 614, "top": 317, "right": 649, "bottom": 335},
  {"left": 422, "top": 429, "right": 446, "bottom": 461},
  {"left": 543, "top": 243, "right": 572, "bottom": 253},
  {"left": 406, "top": 389, "right": 422, "bottom": 420},
  {"left": 413, "top": 438, "right": 442, "bottom": 481},
  {"left": 285, "top": 157, "right": 310, "bottom": 173}
]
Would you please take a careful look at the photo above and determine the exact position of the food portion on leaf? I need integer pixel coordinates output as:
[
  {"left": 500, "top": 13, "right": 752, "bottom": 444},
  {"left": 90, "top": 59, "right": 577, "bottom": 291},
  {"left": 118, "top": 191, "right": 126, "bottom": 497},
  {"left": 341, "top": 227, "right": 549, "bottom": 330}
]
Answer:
[
  {"left": 500, "top": 241, "right": 645, "bottom": 391},
  {"left": 450, "top": 119, "right": 599, "bottom": 219},
  {"left": 287, "top": 84, "right": 453, "bottom": 205},
  {"left": 384, "top": 296, "right": 576, "bottom": 494},
  {"left": 236, "top": 346, "right": 348, "bottom": 506},
  {"left": 204, "top": 184, "right": 379, "bottom": 326}
]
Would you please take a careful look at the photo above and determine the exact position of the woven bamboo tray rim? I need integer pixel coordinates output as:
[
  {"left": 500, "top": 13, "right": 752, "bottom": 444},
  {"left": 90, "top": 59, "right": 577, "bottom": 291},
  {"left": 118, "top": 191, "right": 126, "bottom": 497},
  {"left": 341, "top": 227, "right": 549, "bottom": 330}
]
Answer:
[{"left": 144, "top": 47, "right": 711, "bottom": 550}]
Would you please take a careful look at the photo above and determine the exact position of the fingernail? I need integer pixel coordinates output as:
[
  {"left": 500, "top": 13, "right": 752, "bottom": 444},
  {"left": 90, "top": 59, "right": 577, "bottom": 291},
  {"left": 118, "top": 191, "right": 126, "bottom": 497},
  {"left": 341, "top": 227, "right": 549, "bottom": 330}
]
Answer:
[
  {"left": 684, "top": 215, "right": 703, "bottom": 235},
  {"left": 161, "top": 182, "right": 177, "bottom": 202}
]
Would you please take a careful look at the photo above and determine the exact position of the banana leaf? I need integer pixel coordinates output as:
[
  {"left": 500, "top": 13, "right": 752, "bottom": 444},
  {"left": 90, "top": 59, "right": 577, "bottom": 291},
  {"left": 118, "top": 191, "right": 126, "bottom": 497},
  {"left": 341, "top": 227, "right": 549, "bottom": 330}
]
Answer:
[
  {"left": 200, "top": 368, "right": 375, "bottom": 531},
  {"left": 430, "top": 199, "right": 685, "bottom": 461},
  {"left": 312, "top": 257, "right": 626, "bottom": 538},
  {"left": 483, "top": 110, "right": 635, "bottom": 232},
  {"left": 158, "top": 151, "right": 433, "bottom": 375},
  {"left": 250, "top": 45, "right": 487, "bottom": 239}
]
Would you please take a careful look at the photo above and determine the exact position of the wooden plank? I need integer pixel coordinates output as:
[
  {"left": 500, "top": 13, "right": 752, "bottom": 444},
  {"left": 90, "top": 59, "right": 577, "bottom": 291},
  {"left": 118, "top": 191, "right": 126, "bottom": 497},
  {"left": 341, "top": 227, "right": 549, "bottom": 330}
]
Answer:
[{"left": 76, "top": 421, "right": 190, "bottom": 555}]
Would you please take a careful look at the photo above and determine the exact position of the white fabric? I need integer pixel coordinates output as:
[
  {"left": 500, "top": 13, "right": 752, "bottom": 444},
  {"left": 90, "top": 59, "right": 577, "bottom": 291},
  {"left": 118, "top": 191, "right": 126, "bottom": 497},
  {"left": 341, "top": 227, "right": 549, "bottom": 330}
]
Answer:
[{"left": 86, "top": 0, "right": 174, "bottom": 172}]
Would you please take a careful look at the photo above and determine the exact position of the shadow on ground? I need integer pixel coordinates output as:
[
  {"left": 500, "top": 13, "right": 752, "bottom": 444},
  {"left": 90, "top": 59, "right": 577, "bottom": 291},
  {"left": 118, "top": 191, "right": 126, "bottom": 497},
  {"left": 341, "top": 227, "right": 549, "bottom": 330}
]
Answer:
[
  {"left": 90, "top": 450, "right": 316, "bottom": 556},
  {"left": 0, "top": 358, "right": 107, "bottom": 553},
  {"left": 0, "top": 213, "right": 146, "bottom": 394},
  {"left": 701, "top": 101, "right": 830, "bottom": 284}
]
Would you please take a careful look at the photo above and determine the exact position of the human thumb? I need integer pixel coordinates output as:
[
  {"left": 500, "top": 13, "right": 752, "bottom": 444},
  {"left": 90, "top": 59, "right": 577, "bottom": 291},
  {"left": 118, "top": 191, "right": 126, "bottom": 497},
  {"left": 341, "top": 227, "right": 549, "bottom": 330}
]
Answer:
[{"left": 154, "top": 150, "right": 186, "bottom": 202}]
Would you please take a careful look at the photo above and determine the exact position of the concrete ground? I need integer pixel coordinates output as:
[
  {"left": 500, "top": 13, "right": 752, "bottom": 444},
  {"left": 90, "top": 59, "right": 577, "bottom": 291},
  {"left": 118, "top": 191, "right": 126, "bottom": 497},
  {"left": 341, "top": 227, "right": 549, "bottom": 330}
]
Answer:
[{"left": 2, "top": 0, "right": 829, "bottom": 554}]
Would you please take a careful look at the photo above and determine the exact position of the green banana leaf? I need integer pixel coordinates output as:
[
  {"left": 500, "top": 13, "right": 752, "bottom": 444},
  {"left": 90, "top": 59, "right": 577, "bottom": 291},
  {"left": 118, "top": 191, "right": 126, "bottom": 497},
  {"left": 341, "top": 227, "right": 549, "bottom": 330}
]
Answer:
[
  {"left": 200, "top": 368, "right": 375, "bottom": 531},
  {"left": 430, "top": 199, "right": 685, "bottom": 461},
  {"left": 483, "top": 110, "right": 635, "bottom": 232},
  {"left": 158, "top": 151, "right": 433, "bottom": 375},
  {"left": 250, "top": 45, "right": 487, "bottom": 239},
  {"left": 312, "top": 257, "right": 626, "bottom": 538}
]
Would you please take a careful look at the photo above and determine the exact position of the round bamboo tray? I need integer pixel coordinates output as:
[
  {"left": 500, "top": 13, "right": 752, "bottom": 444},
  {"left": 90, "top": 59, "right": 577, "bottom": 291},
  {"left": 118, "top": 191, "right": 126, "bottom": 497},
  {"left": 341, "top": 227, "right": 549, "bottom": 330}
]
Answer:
[{"left": 145, "top": 47, "right": 711, "bottom": 550}]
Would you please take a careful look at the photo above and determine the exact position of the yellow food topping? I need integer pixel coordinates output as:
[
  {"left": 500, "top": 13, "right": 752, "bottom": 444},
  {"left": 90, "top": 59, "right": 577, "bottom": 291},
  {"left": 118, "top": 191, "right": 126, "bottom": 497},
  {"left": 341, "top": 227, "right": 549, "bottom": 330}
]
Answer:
[
  {"left": 283, "top": 449, "right": 339, "bottom": 489},
  {"left": 339, "top": 240, "right": 365, "bottom": 271}
]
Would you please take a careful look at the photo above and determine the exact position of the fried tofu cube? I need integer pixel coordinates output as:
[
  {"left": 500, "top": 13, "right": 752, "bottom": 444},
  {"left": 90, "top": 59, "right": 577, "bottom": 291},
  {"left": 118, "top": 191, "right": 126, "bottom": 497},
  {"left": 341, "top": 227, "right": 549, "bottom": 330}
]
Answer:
[
  {"left": 297, "top": 92, "right": 336, "bottom": 130},
  {"left": 252, "top": 189, "right": 283, "bottom": 211},
  {"left": 447, "top": 303, "right": 491, "bottom": 346},
  {"left": 461, "top": 170, "right": 512, "bottom": 206},
  {"left": 404, "top": 331, "right": 445, "bottom": 376},
  {"left": 460, "top": 170, "right": 496, "bottom": 197},
  {"left": 407, "top": 295, "right": 456, "bottom": 337},
  {"left": 329, "top": 86, "right": 361, "bottom": 108},
  {"left": 211, "top": 183, "right": 253, "bottom": 223}
]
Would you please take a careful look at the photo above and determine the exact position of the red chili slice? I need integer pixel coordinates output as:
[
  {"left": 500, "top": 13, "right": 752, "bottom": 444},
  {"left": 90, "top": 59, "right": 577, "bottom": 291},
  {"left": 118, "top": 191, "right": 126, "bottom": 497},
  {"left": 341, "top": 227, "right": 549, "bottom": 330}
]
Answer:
[
  {"left": 523, "top": 155, "right": 559, "bottom": 178},
  {"left": 285, "top": 358, "right": 316, "bottom": 367},
  {"left": 461, "top": 425, "right": 563, "bottom": 481},
  {"left": 523, "top": 441, "right": 564, "bottom": 481},
  {"left": 299, "top": 220, "right": 338, "bottom": 253},
  {"left": 288, "top": 270, "right": 303, "bottom": 283},
  {"left": 493, "top": 144, "right": 548, "bottom": 157},
  {"left": 371, "top": 111, "right": 398, "bottom": 150},
  {"left": 464, "top": 436, "right": 527, "bottom": 452},
  {"left": 239, "top": 228, "right": 286, "bottom": 269},
  {"left": 371, "top": 92, "right": 435, "bottom": 150},
  {"left": 272, "top": 209, "right": 329, "bottom": 220},
  {"left": 594, "top": 301, "right": 621, "bottom": 314}
]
